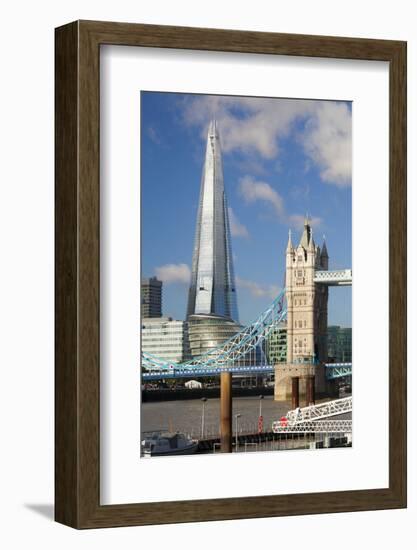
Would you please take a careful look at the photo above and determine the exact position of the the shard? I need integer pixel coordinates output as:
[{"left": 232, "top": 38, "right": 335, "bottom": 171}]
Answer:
[{"left": 186, "top": 120, "right": 239, "bottom": 323}]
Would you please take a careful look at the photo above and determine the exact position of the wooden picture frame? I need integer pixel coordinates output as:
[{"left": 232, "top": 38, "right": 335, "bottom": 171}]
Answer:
[{"left": 55, "top": 20, "right": 407, "bottom": 528}]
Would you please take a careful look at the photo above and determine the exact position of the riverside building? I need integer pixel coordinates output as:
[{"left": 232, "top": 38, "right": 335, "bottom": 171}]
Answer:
[
  {"left": 141, "top": 276, "right": 162, "bottom": 318},
  {"left": 141, "top": 317, "right": 189, "bottom": 364},
  {"left": 266, "top": 322, "right": 288, "bottom": 365},
  {"left": 327, "top": 326, "right": 352, "bottom": 363}
]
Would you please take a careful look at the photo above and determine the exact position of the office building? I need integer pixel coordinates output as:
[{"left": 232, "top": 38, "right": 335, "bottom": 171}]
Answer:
[
  {"left": 327, "top": 325, "right": 352, "bottom": 363},
  {"left": 266, "top": 322, "right": 287, "bottom": 364},
  {"left": 141, "top": 317, "right": 189, "bottom": 364},
  {"left": 141, "top": 276, "right": 162, "bottom": 318}
]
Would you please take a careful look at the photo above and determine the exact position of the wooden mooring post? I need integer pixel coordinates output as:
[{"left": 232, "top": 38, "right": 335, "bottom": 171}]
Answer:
[
  {"left": 291, "top": 376, "right": 300, "bottom": 409},
  {"left": 220, "top": 372, "right": 232, "bottom": 452}
]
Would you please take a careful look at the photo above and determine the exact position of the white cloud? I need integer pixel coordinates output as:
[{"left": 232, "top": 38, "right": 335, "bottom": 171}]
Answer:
[
  {"left": 179, "top": 95, "right": 351, "bottom": 186},
  {"left": 181, "top": 95, "right": 311, "bottom": 158},
  {"left": 147, "top": 125, "right": 161, "bottom": 145},
  {"left": 301, "top": 102, "right": 352, "bottom": 186},
  {"left": 239, "top": 175, "right": 285, "bottom": 219},
  {"left": 228, "top": 207, "right": 249, "bottom": 238},
  {"left": 236, "top": 276, "right": 280, "bottom": 300},
  {"left": 155, "top": 263, "right": 190, "bottom": 284},
  {"left": 238, "top": 176, "right": 321, "bottom": 230}
]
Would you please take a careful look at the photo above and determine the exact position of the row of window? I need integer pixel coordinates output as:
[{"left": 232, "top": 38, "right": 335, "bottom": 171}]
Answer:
[
  {"left": 142, "top": 349, "right": 183, "bottom": 355},
  {"left": 142, "top": 328, "right": 184, "bottom": 332},
  {"left": 142, "top": 339, "right": 185, "bottom": 345},
  {"left": 293, "top": 320, "right": 307, "bottom": 328},
  {"left": 142, "top": 328, "right": 185, "bottom": 334}
]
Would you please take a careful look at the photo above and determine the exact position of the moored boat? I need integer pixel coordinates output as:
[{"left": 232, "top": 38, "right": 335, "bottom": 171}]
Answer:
[{"left": 141, "top": 431, "right": 199, "bottom": 457}]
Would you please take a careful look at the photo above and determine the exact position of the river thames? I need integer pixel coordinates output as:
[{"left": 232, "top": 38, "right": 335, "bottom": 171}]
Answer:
[{"left": 142, "top": 394, "right": 301, "bottom": 439}]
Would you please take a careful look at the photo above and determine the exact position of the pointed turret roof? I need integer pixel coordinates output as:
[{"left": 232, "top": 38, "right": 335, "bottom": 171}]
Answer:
[
  {"left": 308, "top": 225, "right": 315, "bottom": 251},
  {"left": 321, "top": 236, "right": 329, "bottom": 258},
  {"left": 286, "top": 229, "right": 293, "bottom": 252},
  {"left": 299, "top": 216, "right": 314, "bottom": 249}
]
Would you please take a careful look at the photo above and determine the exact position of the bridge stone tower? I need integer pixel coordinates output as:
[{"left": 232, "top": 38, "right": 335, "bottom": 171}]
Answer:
[{"left": 274, "top": 217, "right": 329, "bottom": 401}]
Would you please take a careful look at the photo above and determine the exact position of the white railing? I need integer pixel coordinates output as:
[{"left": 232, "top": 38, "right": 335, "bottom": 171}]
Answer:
[
  {"left": 272, "top": 419, "right": 352, "bottom": 434},
  {"left": 286, "top": 397, "right": 352, "bottom": 423}
]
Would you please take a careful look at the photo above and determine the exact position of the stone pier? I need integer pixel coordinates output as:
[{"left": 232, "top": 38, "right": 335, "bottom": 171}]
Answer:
[{"left": 274, "top": 363, "right": 326, "bottom": 401}]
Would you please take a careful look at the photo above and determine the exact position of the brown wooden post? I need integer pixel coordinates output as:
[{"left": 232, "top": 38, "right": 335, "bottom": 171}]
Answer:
[
  {"left": 291, "top": 376, "right": 300, "bottom": 409},
  {"left": 306, "top": 375, "right": 315, "bottom": 406},
  {"left": 220, "top": 372, "right": 232, "bottom": 453}
]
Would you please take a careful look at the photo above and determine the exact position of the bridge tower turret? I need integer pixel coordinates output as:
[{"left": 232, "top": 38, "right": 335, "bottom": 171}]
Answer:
[{"left": 275, "top": 217, "right": 329, "bottom": 401}]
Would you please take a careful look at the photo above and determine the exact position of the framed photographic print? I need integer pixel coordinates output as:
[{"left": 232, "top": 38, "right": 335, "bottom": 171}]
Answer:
[{"left": 55, "top": 20, "right": 406, "bottom": 528}]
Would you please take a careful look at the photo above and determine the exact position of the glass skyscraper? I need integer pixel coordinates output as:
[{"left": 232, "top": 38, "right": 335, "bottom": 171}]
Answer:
[{"left": 186, "top": 120, "right": 239, "bottom": 322}]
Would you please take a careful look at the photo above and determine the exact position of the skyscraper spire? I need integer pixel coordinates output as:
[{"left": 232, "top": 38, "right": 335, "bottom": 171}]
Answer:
[{"left": 186, "top": 120, "right": 239, "bottom": 322}]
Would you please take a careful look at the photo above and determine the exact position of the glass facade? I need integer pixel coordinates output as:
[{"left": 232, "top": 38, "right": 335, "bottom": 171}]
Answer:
[
  {"left": 186, "top": 120, "right": 239, "bottom": 322},
  {"left": 264, "top": 325, "right": 352, "bottom": 365},
  {"left": 327, "top": 325, "right": 352, "bottom": 363},
  {"left": 141, "top": 317, "right": 189, "bottom": 363},
  {"left": 187, "top": 313, "right": 242, "bottom": 358},
  {"left": 266, "top": 322, "right": 288, "bottom": 364}
]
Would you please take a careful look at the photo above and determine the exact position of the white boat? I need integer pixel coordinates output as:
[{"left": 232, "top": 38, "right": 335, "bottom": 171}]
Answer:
[{"left": 141, "top": 431, "right": 199, "bottom": 457}]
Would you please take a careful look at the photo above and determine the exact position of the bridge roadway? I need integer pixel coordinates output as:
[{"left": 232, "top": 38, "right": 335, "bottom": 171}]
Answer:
[
  {"left": 314, "top": 269, "right": 352, "bottom": 286},
  {"left": 142, "top": 362, "right": 352, "bottom": 380},
  {"left": 143, "top": 365, "right": 273, "bottom": 380}
]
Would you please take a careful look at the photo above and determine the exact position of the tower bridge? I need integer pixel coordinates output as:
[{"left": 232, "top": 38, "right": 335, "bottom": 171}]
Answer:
[
  {"left": 142, "top": 121, "right": 351, "bottom": 422},
  {"left": 272, "top": 217, "right": 352, "bottom": 400},
  {"left": 142, "top": 218, "right": 352, "bottom": 397}
]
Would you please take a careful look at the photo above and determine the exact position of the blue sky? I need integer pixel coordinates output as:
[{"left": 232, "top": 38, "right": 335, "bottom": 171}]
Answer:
[{"left": 141, "top": 92, "right": 352, "bottom": 327}]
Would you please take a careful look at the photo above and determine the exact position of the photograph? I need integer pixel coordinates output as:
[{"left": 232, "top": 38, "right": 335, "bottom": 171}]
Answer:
[{"left": 140, "top": 91, "right": 352, "bottom": 458}]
